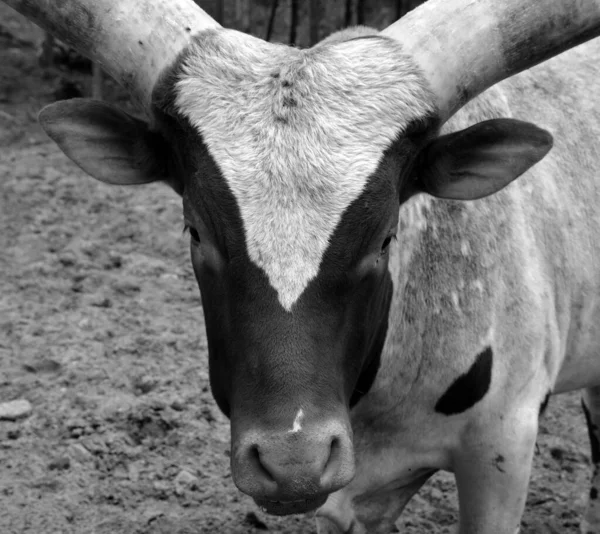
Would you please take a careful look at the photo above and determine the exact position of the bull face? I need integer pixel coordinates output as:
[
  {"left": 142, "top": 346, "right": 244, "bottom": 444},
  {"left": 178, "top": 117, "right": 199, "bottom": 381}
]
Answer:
[
  {"left": 164, "top": 31, "right": 437, "bottom": 512},
  {"left": 182, "top": 134, "right": 402, "bottom": 512},
  {"left": 37, "top": 28, "right": 552, "bottom": 516},
  {"left": 140, "top": 31, "right": 428, "bottom": 512}
]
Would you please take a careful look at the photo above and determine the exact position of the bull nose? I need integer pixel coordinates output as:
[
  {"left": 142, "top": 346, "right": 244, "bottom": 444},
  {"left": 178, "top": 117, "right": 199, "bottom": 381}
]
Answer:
[{"left": 231, "top": 417, "right": 355, "bottom": 511}]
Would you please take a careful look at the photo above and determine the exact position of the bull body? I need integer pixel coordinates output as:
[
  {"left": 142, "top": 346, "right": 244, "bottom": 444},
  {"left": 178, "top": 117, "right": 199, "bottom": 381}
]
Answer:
[{"left": 318, "top": 39, "right": 600, "bottom": 533}]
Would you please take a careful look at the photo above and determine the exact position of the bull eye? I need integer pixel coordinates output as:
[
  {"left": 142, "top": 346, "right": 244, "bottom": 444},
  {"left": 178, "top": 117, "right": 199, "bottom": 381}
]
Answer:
[
  {"left": 381, "top": 235, "right": 393, "bottom": 254},
  {"left": 189, "top": 227, "right": 201, "bottom": 243},
  {"left": 184, "top": 224, "right": 201, "bottom": 244}
]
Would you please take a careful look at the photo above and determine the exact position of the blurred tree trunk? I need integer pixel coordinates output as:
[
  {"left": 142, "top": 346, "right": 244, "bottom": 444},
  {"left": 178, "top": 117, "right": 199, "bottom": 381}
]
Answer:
[
  {"left": 235, "top": 0, "right": 251, "bottom": 33},
  {"left": 344, "top": 0, "right": 354, "bottom": 27},
  {"left": 289, "top": 0, "right": 299, "bottom": 45},
  {"left": 308, "top": 0, "right": 321, "bottom": 45},
  {"left": 396, "top": 0, "right": 426, "bottom": 18},
  {"left": 356, "top": 0, "right": 366, "bottom": 25},
  {"left": 265, "top": 0, "right": 278, "bottom": 41},
  {"left": 215, "top": 0, "right": 225, "bottom": 25}
]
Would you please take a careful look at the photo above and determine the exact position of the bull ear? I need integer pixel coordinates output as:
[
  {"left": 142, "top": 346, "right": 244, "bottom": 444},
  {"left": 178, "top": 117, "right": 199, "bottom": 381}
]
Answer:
[
  {"left": 414, "top": 118, "right": 553, "bottom": 200},
  {"left": 39, "top": 98, "right": 179, "bottom": 192}
]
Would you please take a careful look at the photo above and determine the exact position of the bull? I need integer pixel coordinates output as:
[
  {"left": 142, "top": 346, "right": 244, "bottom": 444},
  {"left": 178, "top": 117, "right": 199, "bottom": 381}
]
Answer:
[{"left": 4, "top": 0, "right": 600, "bottom": 532}]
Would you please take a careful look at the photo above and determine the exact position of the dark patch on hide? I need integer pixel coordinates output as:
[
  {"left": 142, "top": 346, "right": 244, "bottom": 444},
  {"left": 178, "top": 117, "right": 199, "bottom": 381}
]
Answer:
[
  {"left": 539, "top": 391, "right": 551, "bottom": 417},
  {"left": 591, "top": 487, "right": 598, "bottom": 501},
  {"left": 582, "top": 399, "right": 600, "bottom": 464},
  {"left": 349, "top": 272, "right": 392, "bottom": 408},
  {"left": 493, "top": 454, "right": 506, "bottom": 473},
  {"left": 434, "top": 347, "right": 493, "bottom": 416}
]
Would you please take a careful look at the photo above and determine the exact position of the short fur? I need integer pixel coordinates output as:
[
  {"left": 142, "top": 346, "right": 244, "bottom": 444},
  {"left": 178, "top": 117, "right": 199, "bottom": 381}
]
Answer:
[{"left": 175, "top": 28, "right": 433, "bottom": 310}]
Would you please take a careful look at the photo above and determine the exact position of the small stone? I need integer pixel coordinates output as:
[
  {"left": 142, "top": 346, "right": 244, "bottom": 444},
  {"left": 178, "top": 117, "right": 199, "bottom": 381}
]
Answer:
[
  {"left": 48, "top": 456, "right": 71, "bottom": 471},
  {"left": 200, "top": 406, "right": 215, "bottom": 423},
  {"left": 170, "top": 398, "right": 185, "bottom": 411},
  {"left": 174, "top": 469, "right": 199, "bottom": 495},
  {"left": 113, "top": 465, "right": 129, "bottom": 479},
  {"left": 93, "top": 297, "right": 112, "bottom": 308},
  {"left": 22, "top": 359, "right": 61, "bottom": 374},
  {"left": 66, "top": 418, "right": 88, "bottom": 437},
  {"left": 145, "top": 509, "right": 165, "bottom": 524},
  {"left": 428, "top": 487, "right": 444, "bottom": 501},
  {"left": 132, "top": 375, "right": 158, "bottom": 395},
  {"left": 128, "top": 462, "right": 141, "bottom": 482},
  {"left": 68, "top": 443, "right": 93, "bottom": 462},
  {"left": 112, "top": 278, "right": 140, "bottom": 295},
  {"left": 81, "top": 435, "right": 108, "bottom": 455},
  {"left": 7, "top": 429, "right": 21, "bottom": 440},
  {"left": 78, "top": 318, "right": 93, "bottom": 331},
  {"left": 0, "top": 399, "right": 32, "bottom": 421},
  {"left": 108, "top": 253, "right": 123, "bottom": 269},
  {"left": 58, "top": 252, "right": 77, "bottom": 267},
  {"left": 153, "top": 480, "right": 170, "bottom": 499}
]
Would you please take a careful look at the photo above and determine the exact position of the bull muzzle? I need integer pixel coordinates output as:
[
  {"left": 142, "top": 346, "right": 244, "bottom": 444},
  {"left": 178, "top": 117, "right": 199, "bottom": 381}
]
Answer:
[{"left": 231, "top": 413, "right": 355, "bottom": 516}]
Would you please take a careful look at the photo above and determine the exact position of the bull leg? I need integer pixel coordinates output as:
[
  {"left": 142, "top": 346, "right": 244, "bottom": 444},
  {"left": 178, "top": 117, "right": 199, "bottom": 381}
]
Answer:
[
  {"left": 581, "top": 386, "right": 600, "bottom": 534},
  {"left": 453, "top": 410, "right": 538, "bottom": 534},
  {"left": 316, "top": 472, "right": 434, "bottom": 534},
  {"left": 316, "top": 490, "right": 364, "bottom": 534}
]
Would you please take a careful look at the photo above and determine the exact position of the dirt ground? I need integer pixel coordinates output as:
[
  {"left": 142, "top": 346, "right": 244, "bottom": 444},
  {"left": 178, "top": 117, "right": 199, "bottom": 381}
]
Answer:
[{"left": 0, "top": 4, "right": 596, "bottom": 533}]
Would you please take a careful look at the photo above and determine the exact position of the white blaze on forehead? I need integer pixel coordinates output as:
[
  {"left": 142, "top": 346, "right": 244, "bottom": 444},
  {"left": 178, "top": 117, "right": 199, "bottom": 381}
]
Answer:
[{"left": 176, "top": 29, "right": 434, "bottom": 310}]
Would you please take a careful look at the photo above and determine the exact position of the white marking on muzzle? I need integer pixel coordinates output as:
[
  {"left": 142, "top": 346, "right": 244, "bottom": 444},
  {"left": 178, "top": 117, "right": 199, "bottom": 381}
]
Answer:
[{"left": 289, "top": 408, "right": 304, "bottom": 434}]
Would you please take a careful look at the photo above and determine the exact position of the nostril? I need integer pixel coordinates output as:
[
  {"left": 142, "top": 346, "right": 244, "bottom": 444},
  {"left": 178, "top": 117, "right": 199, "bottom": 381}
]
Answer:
[
  {"left": 320, "top": 436, "right": 341, "bottom": 486},
  {"left": 329, "top": 436, "right": 340, "bottom": 461},
  {"left": 249, "top": 444, "right": 275, "bottom": 483}
]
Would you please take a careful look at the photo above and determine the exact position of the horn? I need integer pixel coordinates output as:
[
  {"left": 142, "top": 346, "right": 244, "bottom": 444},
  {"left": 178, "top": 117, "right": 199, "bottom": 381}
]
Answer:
[
  {"left": 3, "top": 0, "right": 220, "bottom": 112},
  {"left": 382, "top": 0, "right": 600, "bottom": 121}
]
